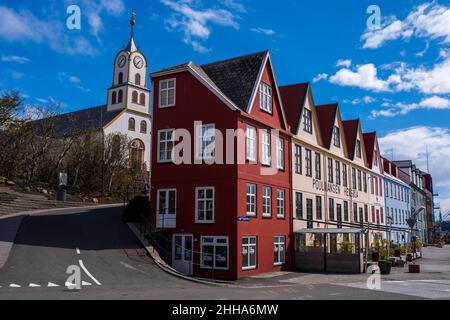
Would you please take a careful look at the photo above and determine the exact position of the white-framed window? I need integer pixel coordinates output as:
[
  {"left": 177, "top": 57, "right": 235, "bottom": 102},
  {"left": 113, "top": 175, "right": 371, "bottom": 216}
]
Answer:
[
  {"left": 196, "top": 123, "right": 215, "bottom": 160},
  {"left": 195, "top": 187, "right": 214, "bottom": 223},
  {"left": 246, "top": 126, "right": 257, "bottom": 162},
  {"left": 303, "top": 108, "right": 312, "bottom": 133},
  {"left": 259, "top": 83, "right": 272, "bottom": 113},
  {"left": 274, "top": 236, "right": 285, "bottom": 265},
  {"left": 355, "top": 140, "right": 361, "bottom": 158},
  {"left": 305, "top": 149, "right": 312, "bottom": 177},
  {"left": 261, "top": 130, "right": 271, "bottom": 165},
  {"left": 156, "top": 189, "right": 176, "bottom": 215},
  {"left": 294, "top": 144, "right": 302, "bottom": 174},
  {"left": 201, "top": 236, "right": 228, "bottom": 270},
  {"left": 333, "top": 126, "right": 340, "bottom": 147},
  {"left": 242, "top": 236, "right": 257, "bottom": 270},
  {"left": 262, "top": 186, "right": 272, "bottom": 217},
  {"left": 159, "top": 78, "right": 176, "bottom": 108},
  {"left": 157, "top": 129, "right": 174, "bottom": 163},
  {"left": 246, "top": 184, "right": 256, "bottom": 216},
  {"left": 276, "top": 189, "right": 285, "bottom": 218},
  {"left": 276, "top": 137, "right": 284, "bottom": 170}
]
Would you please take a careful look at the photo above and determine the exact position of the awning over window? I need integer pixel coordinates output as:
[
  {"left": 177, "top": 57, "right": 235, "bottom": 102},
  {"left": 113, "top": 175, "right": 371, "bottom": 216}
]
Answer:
[{"left": 295, "top": 228, "right": 364, "bottom": 234}]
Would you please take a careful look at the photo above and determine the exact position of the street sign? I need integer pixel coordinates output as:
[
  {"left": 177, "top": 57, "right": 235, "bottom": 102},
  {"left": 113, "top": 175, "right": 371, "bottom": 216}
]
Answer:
[{"left": 237, "top": 217, "right": 250, "bottom": 222}]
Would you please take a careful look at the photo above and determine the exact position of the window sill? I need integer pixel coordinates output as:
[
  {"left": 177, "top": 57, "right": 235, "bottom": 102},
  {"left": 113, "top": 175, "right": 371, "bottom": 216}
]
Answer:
[
  {"left": 273, "top": 262, "right": 285, "bottom": 267},
  {"left": 276, "top": 215, "right": 285, "bottom": 219},
  {"left": 260, "top": 107, "right": 273, "bottom": 115},
  {"left": 262, "top": 214, "right": 272, "bottom": 219},
  {"left": 195, "top": 221, "right": 215, "bottom": 224},
  {"left": 242, "top": 266, "right": 257, "bottom": 271},
  {"left": 246, "top": 213, "right": 256, "bottom": 217},
  {"left": 158, "top": 104, "right": 176, "bottom": 109}
]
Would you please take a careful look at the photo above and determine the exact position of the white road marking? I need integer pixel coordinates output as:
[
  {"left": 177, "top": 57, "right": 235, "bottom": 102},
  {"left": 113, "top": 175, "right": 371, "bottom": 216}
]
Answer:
[
  {"left": 29, "top": 283, "right": 41, "bottom": 287},
  {"left": 76, "top": 248, "right": 80, "bottom": 255},
  {"left": 78, "top": 259, "right": 101, "bottom": 286},
  {"left": 47, "top": 282, "right": 59, "bottom": 287},
  {"left": 82, "top": 281, "right": 92, "bottom": 286},
  {"left": 9, "top": 284, "right": 21, "bottom": 288}
]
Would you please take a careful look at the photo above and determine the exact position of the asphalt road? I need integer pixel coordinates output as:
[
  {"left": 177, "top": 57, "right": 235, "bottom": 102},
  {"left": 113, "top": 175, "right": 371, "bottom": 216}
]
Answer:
[{"left": 0, "top": 206, "right": 423, "bottom": 300}]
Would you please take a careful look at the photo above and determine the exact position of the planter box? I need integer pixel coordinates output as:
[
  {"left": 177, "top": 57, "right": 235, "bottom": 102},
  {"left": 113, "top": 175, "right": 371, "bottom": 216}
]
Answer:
[
  {"left": 378, "top": 260, "right": 392, "bottom": 275},
  {"left": 409, "top": 264, "right": 420, "bottom": 273}
]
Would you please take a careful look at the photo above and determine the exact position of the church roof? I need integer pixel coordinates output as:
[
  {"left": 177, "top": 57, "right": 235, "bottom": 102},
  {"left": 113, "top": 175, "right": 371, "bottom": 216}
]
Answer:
[{"left": 32, "top": 105, "right": 122, "bottom": 137}]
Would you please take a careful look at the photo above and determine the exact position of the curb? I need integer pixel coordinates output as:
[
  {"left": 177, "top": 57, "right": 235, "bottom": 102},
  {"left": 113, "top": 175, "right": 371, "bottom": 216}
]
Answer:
[
  {"left": 0, "top": 203, "right": 124, "bottom": 270},
  {"left": 127, "top": 223, "right": 234, "bottom": 287}
]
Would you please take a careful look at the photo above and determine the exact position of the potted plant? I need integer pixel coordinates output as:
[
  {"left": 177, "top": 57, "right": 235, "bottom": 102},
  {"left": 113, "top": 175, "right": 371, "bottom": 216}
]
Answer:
[
  {"left": 378, "top": 260, "right": 392, "bottom": 274},
  {"left": 340, "top": 240, "right": 353, "bottom": 254}
]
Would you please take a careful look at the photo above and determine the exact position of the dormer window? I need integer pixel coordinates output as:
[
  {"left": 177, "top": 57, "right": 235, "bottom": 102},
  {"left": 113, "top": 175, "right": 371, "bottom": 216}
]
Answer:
[
  {"left": 333, "top": 126, "right": 340, "bottom": 148},
  {"left": 303, "top": 109, "right": 312, "bottom": 133},
  {"left": 355, "top": 140, "right": 361, "bottom": 158},
  {"left": 159, "top": 79, "right": 176, "bottom": 108},
  {"left": 259, "top": 83, "right": 272, "bottom": 113}
]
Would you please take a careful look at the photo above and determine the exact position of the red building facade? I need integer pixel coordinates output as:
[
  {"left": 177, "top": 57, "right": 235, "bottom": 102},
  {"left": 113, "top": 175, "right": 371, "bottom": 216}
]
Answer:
[{"left": 150, "top": 51, "right": 292, "bottom": 279}]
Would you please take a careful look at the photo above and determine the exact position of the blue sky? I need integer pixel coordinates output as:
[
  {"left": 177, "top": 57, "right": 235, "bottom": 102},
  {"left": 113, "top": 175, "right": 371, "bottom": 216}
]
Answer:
[{"left": 1, "top": 0, "right": 450, "bottom": 216}]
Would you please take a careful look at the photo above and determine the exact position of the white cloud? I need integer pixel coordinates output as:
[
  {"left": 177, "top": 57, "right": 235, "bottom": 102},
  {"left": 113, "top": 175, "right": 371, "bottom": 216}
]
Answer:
[
  {"left": 397, "top": 56, "right": 450, "bottom": 94},
  {"left": 100, "top": 0, "right": 125, "bottom": 16},
  {"left": 161, "top": 0, "right": 239, "bottom": 53},
  {"left": 58, "top": 72, "right": 90, "bottom": 92},
  {"left": 361, "top": 2, "right": 450, "bottom": 49},
  {"left": 370, "top": 95, "right": 450, "bottom": 118},
  {"left": 250, "top": 27, "right": 276, "bottom": 36},
  {"left": 1, "top": 55, "right": 29, "bottom": 64},
  {"left": 9, "top": 70, "right": 24, "bottom": 80},
  {"left": 379, "top": 126, "right": 450, "bottom": 213},
  {"left": 312, "top": 73, "right": 328, "bottom": 83},
  {"left": 343, "top": 96, "right": 376, "bottom": 105},
  {"left": 336, "top": 59, "right": 352, "bottom": 68},
  {"left": 0, "top": 6, "right": 97, "bottom": 56},
  {"left": 222, "top": 0, "right": 246, "bottom": 13},
  {"left": 329, "top": 63, "right": 391, "bottom": 92}
]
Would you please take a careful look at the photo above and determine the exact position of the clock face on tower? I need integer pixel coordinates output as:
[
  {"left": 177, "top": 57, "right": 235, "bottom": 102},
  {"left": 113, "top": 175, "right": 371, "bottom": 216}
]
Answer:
[
  {"left": 117, "top": 55, "right": 126, "bottom": 68},
  {"left": 133, "top": 56, "right": 144, "bottom": 69}
]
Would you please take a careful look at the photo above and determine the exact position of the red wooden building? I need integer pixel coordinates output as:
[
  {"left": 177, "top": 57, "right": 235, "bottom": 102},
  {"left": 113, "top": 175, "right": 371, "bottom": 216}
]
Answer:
[{"left": 150, "top": 51, "right": 292, "bottom": 280}]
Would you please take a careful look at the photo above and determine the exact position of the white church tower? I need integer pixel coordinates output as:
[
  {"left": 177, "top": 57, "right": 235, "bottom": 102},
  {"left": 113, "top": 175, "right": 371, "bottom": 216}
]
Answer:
[
  {"left": 103, "top": 12, "right": 151, "bottom": 172},
  {"left": 107, "top": 12, "right": 150, "bottom": 115}
]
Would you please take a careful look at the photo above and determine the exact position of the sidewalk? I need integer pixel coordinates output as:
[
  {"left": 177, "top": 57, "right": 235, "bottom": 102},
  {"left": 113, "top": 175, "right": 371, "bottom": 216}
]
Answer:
[{"left": 0, "top": 186, "right": 100, "bottom": 217}]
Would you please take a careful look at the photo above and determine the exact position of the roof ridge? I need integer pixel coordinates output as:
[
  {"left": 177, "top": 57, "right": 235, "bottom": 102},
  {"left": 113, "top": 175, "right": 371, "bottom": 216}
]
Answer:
[
  {"left": 200, "top": 50, "right": 268, "bottom": 67},
  {"left": 279, "top": 82, "right": 309, "bottom": 89}
]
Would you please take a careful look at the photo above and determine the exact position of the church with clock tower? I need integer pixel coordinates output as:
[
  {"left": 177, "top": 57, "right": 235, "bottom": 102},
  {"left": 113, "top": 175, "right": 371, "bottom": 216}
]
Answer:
[{"left": 34, "top": 13, "right": 152, "bottom": 173}]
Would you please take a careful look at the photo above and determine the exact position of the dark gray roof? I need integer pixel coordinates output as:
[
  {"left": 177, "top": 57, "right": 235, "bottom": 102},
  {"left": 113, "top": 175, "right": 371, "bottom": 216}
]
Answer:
[
  {"left": 32, "top": 105, "right": 121, "bottom": 137},
  {"left": 200, "top": 50, "right": 268, "bottom": 111}
]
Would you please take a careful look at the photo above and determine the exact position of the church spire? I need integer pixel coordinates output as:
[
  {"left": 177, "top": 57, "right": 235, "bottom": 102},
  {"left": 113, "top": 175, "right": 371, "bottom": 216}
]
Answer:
[{"left": 126, "top": 10, "right": 137, "bottom": 52}]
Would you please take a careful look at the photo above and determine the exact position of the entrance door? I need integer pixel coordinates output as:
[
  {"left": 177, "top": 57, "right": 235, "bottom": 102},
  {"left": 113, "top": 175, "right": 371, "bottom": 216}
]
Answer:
[{"left": 172, "top": 234, "right": 193, "bottom": 276}]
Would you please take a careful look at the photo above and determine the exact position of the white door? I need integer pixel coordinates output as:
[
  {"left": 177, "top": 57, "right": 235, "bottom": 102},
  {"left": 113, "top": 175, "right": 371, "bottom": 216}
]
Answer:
[{"left": 172, "top": 234, "right": 193, "bottom": 276}]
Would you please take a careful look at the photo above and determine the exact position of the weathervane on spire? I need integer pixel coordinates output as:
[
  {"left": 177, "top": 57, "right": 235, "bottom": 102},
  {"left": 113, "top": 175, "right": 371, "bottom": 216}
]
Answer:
[{"left": 130, "top": 9, "right": 136, "bottom": 37}]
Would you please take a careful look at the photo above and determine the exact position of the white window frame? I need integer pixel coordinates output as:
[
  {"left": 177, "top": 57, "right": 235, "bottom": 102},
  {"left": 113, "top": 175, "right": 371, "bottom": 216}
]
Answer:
[
  {"left": 157, "top": 129, "right": 175, "bottom": 163},
  {"left": 262, "top": 186, "right": 272, "bottom": 217},
  {"left": 159, "top": 78, "right": 176, "bottom": 108},
  {"left": 259, "top": 83, "right": 272, "bottom": 113},
  {"left": 156, "top": 189, "right": 177, "bottom": 215},
  {"left": 246, "top": 183, "right": 256, "bottom": 216},
  {"left": 196, "top": 123, "right": 215, "bottom": 161},
  {"left": 303, "top": 108, "right": 312, "bottom": 133},
  {"left": 261, "top": 130, "right": 271, "bottom": 166},
  {"left": 200, "top": 236, "right": 229, "bottom": 270},
  {"left": 276, "top": 137, "right": 284, "bottom": 170},
  {"left": 276, "top": 189, "right": 285, "bottom": 218},
  {"left": 274, "top": 236, "right": 286, "bottom": 265},
  {"left": 333, "top": 126, "right": 340, "bottom": 147},
  {"left": 242, "top": 236, "right": 257, "bottom": 270},
  {"left": 246, "top": 126, "right": 257, "bottom": 162},
  {"left": 195, "top": 187, "right": 215, "bottom": 223}
]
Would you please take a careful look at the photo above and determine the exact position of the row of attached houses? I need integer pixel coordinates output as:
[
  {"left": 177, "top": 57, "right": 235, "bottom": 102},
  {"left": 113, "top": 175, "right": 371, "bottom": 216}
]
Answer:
[{"left": 148, "top": 50, "right": 434, "bottom": 279}]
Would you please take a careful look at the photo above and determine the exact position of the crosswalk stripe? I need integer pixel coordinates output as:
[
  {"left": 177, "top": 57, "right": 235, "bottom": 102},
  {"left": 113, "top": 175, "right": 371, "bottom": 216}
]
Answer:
[
  {"left": 9, "top": 284, "right": 21, "bottom": 288},
  {"left": 82, "top": 281, "right": 92, "bottom": 286},
  {"left": 47, "top": 282, "right": 59, "bottom": 287},
  {"left": 29, "top": 283, "right": 41, "bottom": 287}
]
